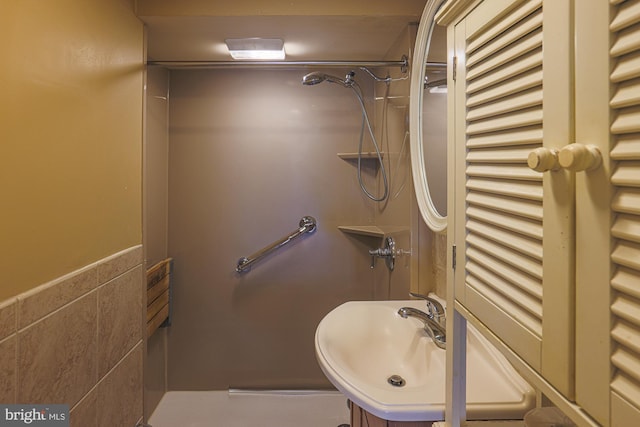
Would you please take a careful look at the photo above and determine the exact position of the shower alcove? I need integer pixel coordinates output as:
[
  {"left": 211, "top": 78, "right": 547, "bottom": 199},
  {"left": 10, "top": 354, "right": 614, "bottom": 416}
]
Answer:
[{"left": 140, "top": 2, "right": 439, "bottom": 424}]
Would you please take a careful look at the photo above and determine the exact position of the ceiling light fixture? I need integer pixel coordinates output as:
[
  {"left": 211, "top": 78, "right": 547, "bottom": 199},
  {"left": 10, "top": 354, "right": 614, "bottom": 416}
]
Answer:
[{"left": 225, "top": 38, "right": 285, "bottom": 60}]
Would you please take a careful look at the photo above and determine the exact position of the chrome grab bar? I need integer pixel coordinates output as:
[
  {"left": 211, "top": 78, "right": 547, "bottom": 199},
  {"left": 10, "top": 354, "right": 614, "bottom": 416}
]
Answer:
[{"left": 236, "top": 216, "right": 317, "bottom": 273}]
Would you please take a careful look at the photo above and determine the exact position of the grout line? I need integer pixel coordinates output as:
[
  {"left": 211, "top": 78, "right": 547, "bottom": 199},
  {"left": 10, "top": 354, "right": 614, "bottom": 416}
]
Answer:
[
  {"left": 98, "top": 340, "right": 143, "bottom": 385},
  {"left": 95, "top": 279, "right": 100, "bottom": 385},
  {"left": 16, "top": 289, "right": 99, "bottom": 334},
  {"left": 16, "top": 263, "right": 143, "bottom": 335},
  {"left": 13, "top": 333, "right": 17, "bottom": 404}
]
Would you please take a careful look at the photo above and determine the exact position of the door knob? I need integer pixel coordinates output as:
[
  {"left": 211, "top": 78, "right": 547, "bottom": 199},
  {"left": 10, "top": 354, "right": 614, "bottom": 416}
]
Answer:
[
  {"left": 558, "top": 143, "right": 602, "bottom": 172},
  {"left": 527, "top": 147, "right": 560, "bottom": 172}
]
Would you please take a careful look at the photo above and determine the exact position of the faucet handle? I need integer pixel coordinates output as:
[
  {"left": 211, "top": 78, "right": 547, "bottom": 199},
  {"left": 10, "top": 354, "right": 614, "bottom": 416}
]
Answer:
[
  {"left": 368, "top": 237, "right": 396, "bottom": 271},
  {"left": 409, "top": 292, "right": 445, "bottom": 320}
]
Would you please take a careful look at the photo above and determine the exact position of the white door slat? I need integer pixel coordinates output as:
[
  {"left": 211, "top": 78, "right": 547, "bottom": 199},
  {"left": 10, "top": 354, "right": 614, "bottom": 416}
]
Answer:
[
  {"left": 466, "top": 273, "right": 543, "bottom": 336},
  {"left": 611, "top": 135, "right": 640, "bottom": 159},
  {"left": 467, "top": 88, "right": 543, "bottom": 121},
  {"left": 467, "top": 67, "right": 542, "bottom": 107},
  {"left": 466, "top": 145, "right": 534, "bottom": 163},
  {"left": 611, "top": 0, "right": 640, "bottom": 32},
  {"left": 467, "top": 246, "right": 543, "bottom": 300},
  {"left": 467, "top": 178, "right": 543, "bottom": 201},
  {"left": 466, "top": 108, "right": 542, "bottom": 135},
  {"left": 613, "top": 188, "right": 640, "bottom": 215},
  {"left": 467, "top": 9, "right": 543, "bottom": 68},
  {"left": 467, "top": 126, "right": 543, "bottom": 148},
  {"left": 611, "top": 347, "right": 640, "bottom": 383},
  {"left": 611, "top": 22, "right": 640, "bottom": 57},
  {"left": 466, "top": 0, "right": 542, "bottom": 54},
  {"left": 467, "top": 30, "right": 543, "bottom": 81},
  {"left": 466, "top": 191, "right": 543, "bottom": 221},
  {"left": 612, "top": 162, "right": 640, "bottom": 187},
  {"left": 467, "top": 55, "right": 542, "bottom": 97},
  {"left": 611, "top": 79, "right": 640, "bottom": 108},
  {"left": 467, "top": 164, "right": 541, "bottom": 181},
  {"left": 612, "top": 240, "right": 640, "bottom": 271},
  {"left": 467, "top": 205, "right": 542, "bottom": 240},
  {"left": 612, "top": 320, "right": 640, "bottom": 354},
  {"left": 611, "top": 50, "right": 640, "bottom": 83},
  {"left": 467, "top": 233, "right": 543, "bottom": 280},
  {"left": 612, "top": 296, "right": 640, "bottom": 329},
  {"left": 612, "top": 267, "right": 640, "bottom": 300},
  {"left": 467, "top": 219, "right": 543, "bottom": 260},
  {"left": 611, "top": 106, "right": 640, "bottom": 134},
  {"left": 612, "top": 214, "right": 640, "bottom": 243}
]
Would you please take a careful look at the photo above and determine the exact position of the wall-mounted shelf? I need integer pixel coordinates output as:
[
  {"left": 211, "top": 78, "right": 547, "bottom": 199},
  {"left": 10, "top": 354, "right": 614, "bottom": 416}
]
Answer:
[
  {"left": 337, "top": 152, "right": 384, "bottom": 161},
  {"left": 338, "top": 225, "right": 408, "bottom": 239},
  {"left": 337, "top": 153, "right": 385, "bottom": 175}
]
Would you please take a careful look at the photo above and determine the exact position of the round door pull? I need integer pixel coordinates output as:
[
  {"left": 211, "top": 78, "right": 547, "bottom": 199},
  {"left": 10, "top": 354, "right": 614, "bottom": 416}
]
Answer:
[
  {"left": 527, "top": 147, "right": 560, "bottom": 172},
  {"left": 558, "top": 143, "right": 602, "bottom": 172}
]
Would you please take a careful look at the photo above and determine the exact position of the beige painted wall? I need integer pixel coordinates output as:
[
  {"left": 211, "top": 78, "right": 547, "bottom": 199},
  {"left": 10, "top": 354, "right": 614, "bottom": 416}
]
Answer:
[
  {"left": 0, "top": 0, "right": 144, "bottom": 301},
  {"left": 165, "top": 66, "right": 413, "bottom": 389}
]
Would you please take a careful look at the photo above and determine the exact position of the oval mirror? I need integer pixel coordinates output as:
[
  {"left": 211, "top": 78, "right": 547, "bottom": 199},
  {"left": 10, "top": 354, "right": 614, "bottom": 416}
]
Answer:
[{"left": 410, "top": 0, "right": 448, "bottom": 232}]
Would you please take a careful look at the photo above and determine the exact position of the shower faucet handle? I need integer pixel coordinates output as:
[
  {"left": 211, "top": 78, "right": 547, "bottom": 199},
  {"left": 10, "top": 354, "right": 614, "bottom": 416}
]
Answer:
[
  {"left": 368, "top": 237, "right": 396, "bottom": 271},
  {"left": 369, "top": 247, "right": 385, "bottom": 269}
]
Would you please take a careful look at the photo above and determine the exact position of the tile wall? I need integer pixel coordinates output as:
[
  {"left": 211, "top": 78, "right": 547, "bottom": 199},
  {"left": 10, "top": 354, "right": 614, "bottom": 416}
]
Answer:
[{"left": 0, "top": 246, "right": 144, "bottom": 427}]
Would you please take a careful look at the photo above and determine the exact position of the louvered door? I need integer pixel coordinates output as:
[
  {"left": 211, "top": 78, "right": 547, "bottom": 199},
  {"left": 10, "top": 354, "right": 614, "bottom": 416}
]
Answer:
[
  {"left": 608, "top": 0, "right": 640, "bottom": 424},
  {"left": 443, "top": 0, "right": 640, "bottom": 424},
  {"left": 452, "top": 0, "right": 576, "bottom": 398},
  {"left": 573, "top": 0, "right": 640, "bottom": 423}
]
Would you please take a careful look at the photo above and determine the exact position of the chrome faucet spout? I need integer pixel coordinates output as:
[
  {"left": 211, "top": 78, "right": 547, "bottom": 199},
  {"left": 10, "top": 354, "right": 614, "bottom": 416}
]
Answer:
[
  {"left": 398, "top": 307, "right": 446, "bottom": 349},
  {"left": 409, "top": 292, "right": 446, "bottom": 328}
]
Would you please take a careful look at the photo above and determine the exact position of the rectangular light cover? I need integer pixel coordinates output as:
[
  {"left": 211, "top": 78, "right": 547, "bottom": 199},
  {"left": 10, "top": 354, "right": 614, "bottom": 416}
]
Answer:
[{"left": 225, "top": 38, "right": 285, "bottom": 60}]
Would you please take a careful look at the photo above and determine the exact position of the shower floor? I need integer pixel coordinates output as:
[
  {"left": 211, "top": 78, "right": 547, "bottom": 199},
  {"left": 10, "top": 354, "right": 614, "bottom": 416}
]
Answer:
[{"left": 147, "top": 390, "right": 350, "bottom": 427}]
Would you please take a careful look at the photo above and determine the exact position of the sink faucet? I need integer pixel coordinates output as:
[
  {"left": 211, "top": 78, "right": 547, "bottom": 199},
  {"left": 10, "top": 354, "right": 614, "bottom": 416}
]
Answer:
[
  {"left": 398, "top": 307, "right": 446, "bottom": 349},
  {"left": 398, "top": 292, "right": 446, "bottom": 349},
  {"left": 410, "top": 292, "right": 446, "bottom": 328}
]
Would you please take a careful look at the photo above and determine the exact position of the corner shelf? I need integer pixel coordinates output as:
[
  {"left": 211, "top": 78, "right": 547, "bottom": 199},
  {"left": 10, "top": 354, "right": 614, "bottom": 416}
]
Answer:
[
  {"left": 337, "top": 152, "right": 384, "bottom": 174},
  {"left": 338, "top": 225, "right": 408, "bottom": 239},
  {"left": 337, "top": 152, "right": 384, "bottom": 161}
]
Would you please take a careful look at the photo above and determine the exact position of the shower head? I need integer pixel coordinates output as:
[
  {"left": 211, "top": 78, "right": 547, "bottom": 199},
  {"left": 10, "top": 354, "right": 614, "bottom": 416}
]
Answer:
[
  {"left": 300, "top": 70, "right": 388, "bottom": 202},
  {"left": 302, "top": 71, "right": 353, "bottom": 87},
  {"left": 302, "top": 72, "right": 328, "bottom": 86}
]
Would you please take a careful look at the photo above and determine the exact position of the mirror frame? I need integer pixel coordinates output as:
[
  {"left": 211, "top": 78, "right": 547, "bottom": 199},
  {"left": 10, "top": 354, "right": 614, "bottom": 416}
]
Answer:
[{"left": 410, "top": 0, "right": 448, "bottom": 233}]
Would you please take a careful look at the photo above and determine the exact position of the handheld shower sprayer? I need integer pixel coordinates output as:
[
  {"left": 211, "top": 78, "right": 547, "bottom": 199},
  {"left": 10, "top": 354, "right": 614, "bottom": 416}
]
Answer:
[
  {"left": 301, "top": 70, "right": 389, "bottom": 202},
  {"left": 301, "top": 72, "right": 331, "bottom": 86},
  {"left": 302, "top": 71, "right": 356, "bottom": 87}
]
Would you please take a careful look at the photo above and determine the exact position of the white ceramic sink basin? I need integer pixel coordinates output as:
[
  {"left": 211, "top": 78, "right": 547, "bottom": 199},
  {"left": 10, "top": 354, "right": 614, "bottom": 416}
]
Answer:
[{"left": 315, "top": 299, "right": 535, "bottom": 422}]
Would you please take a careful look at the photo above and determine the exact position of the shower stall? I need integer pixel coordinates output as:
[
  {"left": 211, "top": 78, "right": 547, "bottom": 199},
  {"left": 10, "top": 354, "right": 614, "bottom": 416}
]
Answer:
[{"left": 143, "top": 26, "right": 418, "bottom": 418}]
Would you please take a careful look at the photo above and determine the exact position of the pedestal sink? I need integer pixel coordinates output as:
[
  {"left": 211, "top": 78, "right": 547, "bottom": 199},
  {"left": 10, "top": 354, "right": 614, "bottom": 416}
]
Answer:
[{"left": 315, "top": 299, "right": 535, "bottom": 422}]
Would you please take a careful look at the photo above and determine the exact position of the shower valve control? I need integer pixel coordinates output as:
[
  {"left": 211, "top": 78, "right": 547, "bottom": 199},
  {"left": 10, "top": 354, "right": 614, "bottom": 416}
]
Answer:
[{"left": 369, "top": 237, "right": 396, "bottom": 271}]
